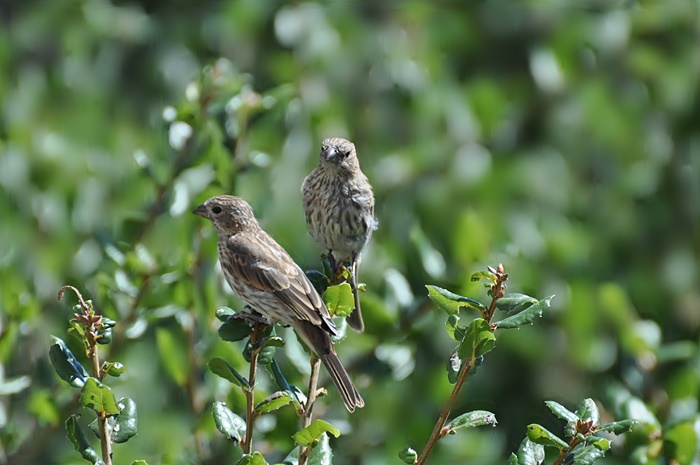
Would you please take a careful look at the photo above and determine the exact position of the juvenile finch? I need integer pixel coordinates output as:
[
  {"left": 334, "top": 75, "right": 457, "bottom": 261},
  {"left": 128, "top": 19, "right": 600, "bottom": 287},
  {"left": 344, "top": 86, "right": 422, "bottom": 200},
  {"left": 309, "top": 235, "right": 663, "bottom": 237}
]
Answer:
[
  {"left": 193, "top": 195, "right": 364, "bottom": 412},
  {"left": 302, "top": 137, "right": 377, "bottom": 332}
]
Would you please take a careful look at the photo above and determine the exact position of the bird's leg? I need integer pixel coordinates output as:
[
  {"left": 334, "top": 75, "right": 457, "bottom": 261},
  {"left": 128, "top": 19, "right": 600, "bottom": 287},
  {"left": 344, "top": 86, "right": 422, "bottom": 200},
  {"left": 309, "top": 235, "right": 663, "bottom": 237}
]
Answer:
[{"left": 230, "top": 306, "right": 269, "bottom": 325}]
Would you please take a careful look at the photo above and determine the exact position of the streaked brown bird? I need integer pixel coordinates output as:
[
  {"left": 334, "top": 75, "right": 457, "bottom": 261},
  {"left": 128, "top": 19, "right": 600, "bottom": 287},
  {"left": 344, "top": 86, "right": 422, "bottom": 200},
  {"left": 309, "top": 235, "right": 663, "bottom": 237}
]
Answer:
[
  {"left": 193, "top": 195, "right": 364, "bottom": 412},
  {"left": 302, "top": 137, "right": 377, "bottom": 332}
]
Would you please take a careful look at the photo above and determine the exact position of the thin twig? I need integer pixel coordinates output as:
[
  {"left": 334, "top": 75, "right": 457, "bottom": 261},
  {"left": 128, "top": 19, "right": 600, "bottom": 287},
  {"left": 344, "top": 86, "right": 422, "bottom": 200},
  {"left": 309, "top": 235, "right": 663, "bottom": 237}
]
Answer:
[
  {"left": 298, "top": 356, "right": 322, "bottom": 465},
  {"left": 242, "top": 323, "right": 263, "bottom": 454}
]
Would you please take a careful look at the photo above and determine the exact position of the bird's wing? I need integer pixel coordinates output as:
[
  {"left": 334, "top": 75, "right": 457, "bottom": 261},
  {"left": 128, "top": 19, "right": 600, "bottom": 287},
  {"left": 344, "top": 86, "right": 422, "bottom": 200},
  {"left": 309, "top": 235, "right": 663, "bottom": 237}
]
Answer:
[{"left": 224, "top": 232, "right": 339, "bottom": 336}]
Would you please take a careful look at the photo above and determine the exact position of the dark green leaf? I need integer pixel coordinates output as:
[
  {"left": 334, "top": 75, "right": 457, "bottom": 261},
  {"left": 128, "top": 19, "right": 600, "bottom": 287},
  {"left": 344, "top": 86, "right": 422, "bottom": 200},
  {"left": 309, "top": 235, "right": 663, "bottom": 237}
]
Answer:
[
  {"left": 212, "top": 401, "right": 246, "bottom": 443},
  {"left": 219, "top": 317, "right": 253, "bottom": 342},
  {"left": 526, "top": 424, "right": 569, "bottom": 450},
  {"left": 293, "top": 419, "right": 340, "bottom": 447},
  {"left": 49, "top": 336, "right": 89, "bottom": 388},
  {"left": 215, "top": 306, "right": 236, "bottom": 322},
  {"left": 495, "top": 296, "right": 553, "bottom": 329},
  {"left": 566, "top": 444, "right": 607, "bottom": 464},
  {"left": 266, "top": 359, "right": 305, "bottom": 407},
  {"left": 102, "top": 317, "right": 117, "bottom": 328},
  {"left": 112, "top": 397, "right": 138, "bottom": 443},
  {"left": 545, "top": 400, "right": 579, "bottom": 437},
  {"left": 208, "top": 357, "right": 251, "bottom": 390},
  {"left": 95, "top": 327, "right": 113, "bottom": 345},
  {"left": 575, "top": 398, "right": 600, "bottom": 427},
  {"left": 323, "top": 283, "right": 355, "bottom": 317},
  {"left": 458, "top": 319, "right": 495, "bottom": 362},
  {"left": 254, "top": 391, "right": 293, "bottom": 414},
  {"left": 445, "top": 314, "right": 466, "bottom": 341},
  {"left": 398, "top": 446, "right": 417, "bottom": 464},
  {"left": 596, "top": 419, "right": 637, "bottom": 435},
  {"left": 237, "top": 452, "right": 269, "bottom": 465},
  {"left": 65, "top": 415, "right": 105, "bottom": 465},
  {"left": 446, "top": 350, "right": 461, "bottom": 384},
  {"left": 305, "top": 270, "right": 329, "bottom": 296},
  {"left": 447, "top": 410, "right": 497, "bottom": 433},
  {"left": 426, "top": 285, "right": 487, "bottom": 315},
  {"left": 307, "top": 431, "right": 333, "bottom": 465},
  {"left": 495, "top": 293, "right": 538, "bottom": 314},
  {"left": 259, "top": 336, "right": 285, "bottom": 349},
  {"left": 321, "top": 256, "right": 333, "bottom": 280},
  {"left": 516, "top": 438, "right": 545, "bottom": 465},
  {"left": 80, "top": 378, "right": 120, "bottom": 415}
]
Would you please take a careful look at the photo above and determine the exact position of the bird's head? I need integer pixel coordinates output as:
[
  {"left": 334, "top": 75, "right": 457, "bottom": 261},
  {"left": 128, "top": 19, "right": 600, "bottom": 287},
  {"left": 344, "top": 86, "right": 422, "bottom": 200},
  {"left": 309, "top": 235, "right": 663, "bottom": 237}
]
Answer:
[
  {"left": 319, "top": 137, "right": 360, "bottom": 174},
  {"left": 192, "top": 195, "right": 258, "bottom": 235}
]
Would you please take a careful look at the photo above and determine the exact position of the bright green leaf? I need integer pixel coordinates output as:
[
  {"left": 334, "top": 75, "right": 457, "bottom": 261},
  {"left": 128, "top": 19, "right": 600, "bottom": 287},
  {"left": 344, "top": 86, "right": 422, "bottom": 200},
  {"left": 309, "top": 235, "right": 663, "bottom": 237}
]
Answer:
[
  {"left": 254, "top": 391, "right": 293, "bottom": 414},
  {"left": 458, "top": 319, "right": 495, "bottom": 363},
  {"left": 664, "top": 421, "right": 698, "bottom": 465},
  {"left": 526, "top": 424, "right": 569, "bottom": 450},
  {"left": 426, "top": 285, "right": 487, "bottom": 315},
  {"left": 398, "top": 446, "right": 417, "bottom": 464},
  {"left": 293, "top": 419, "right": 340, "bottom": 447},
  {"left": 323, "top": 283, "right": 355, "bottom": 317},
  {"left": 495, "top": 296, "right": 553, "bottom": 329},
  {"left": 80, "top": 378, "right": 120, "bottom": 415},
  {"left": 447, "top": 410, "right": 497, "bottom": 433},
  {"left": 307, "top": 432, "right": 333, "bottom": 465},
  {"left": 155, "top": 327, "right": 188, "bottom": 386},
  {"left": 507, "top": 453, "right": 519, "bottom": 465},
  {"left": 470, "top": 270, "right": 497, "bottom": 284},
  {"left": 131, "top": 461, "right": 148, "bottom": 465},
  {"left": 212, "top": 401, "right": 246, "bottom": 443},
  {"left": 208, "top": 357, "right": 250, "bottom": 390},
  {"left": 49, "top": 336, "right": 89, "bottom": 388},
  {"left": 104, "top": 362, "right": 125, "bottom": 377},
  {"left": 237, "top": 452, "right": 269, "bottom": 465}
]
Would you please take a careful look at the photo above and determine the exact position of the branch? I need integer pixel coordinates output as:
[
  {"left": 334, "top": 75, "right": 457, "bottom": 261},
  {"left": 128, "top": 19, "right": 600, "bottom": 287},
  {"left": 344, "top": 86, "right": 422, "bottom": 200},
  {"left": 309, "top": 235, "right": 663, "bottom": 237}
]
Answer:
[
  {"left": 242, "top": 322, "right": 264, "bottom": 454},
  {"left": 298, "top": 356, "right": 322, "bottom": 465}
]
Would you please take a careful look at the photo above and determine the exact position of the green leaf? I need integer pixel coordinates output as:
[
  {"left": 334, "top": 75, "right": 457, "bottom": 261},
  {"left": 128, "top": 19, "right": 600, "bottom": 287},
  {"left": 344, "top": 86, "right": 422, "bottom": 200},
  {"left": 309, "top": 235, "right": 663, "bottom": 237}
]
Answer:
[
  {"left": 426, "top": 285, "right": 487, "bottom": 315},
  {"left": 259, "top": 336, "right": 285, "bottom": 349},
  {"left": 155, "top": 327, "right": 188, "bottom": 386},
  {"left": 596, "top": 419, "right": 637, "bottom": 435},
  {"left": 212, "top": 401, "right": 246, "bottom": 443},
  {"left": 237, "top": 452, "right": 269, "bottom": 465},
  {"left": 470, "top": 270, "right": 497, "bottom": 284},
  {"left": 587, "top": 437, "right": 610, "bottom": 450},
  {"left": 516, "top": 438, "right": 545, "bottom": 465},
  {"left": 208, "top": 357, "right": 251, "bottom": 390},
  {"left": 566, "top": 444, "right": 607, "bottom": 464},
  {"left": 576, "top": 398, "right": 600, "bottom": 426},
  {"left": 545, "top": 400, "right": 579, "bottom": 436},
  {"left": 446, "top": 350, "right": 461, "bottom": 384},
  {"left": 131, "top": 461, "right": 149, "bottom": 465},
  {"left": 305, "top": 270, "right": 330, "bottom": 296},
  {"left": 507, "top": 453, "right": 519, "bottom": 465},
  {"left": 49, "top": 336, "right": 89, "bottom": 388},
  {"left": 526, "top": 424, "right": 569, "bottom": 450},
  {"left": 65, "top": 415, "right": 105, "bottom": 465},
  {"left": 447, "top": 410, "right": 497, "bottom": 433},
  {"left": 445, "top": 314, "right": 466, "bottom": 341},
  {"left": 495, "top": 296, "right": 553, "bottom": 329},
  {"left": 218, "top": 317, "right": 253, "bottom": 342},
  {"left": 664, "top": 421, "right": 698, "bottom": 465},
  {"left": 307, "top": 432, "right": 333, "bottom": 465},
  {"left": 495, "top": 293, "right": 538, "bottom": 314},
  {"left": 254, "top": 391, "right": 293, "bottom": 414},
  {"left": 244, "top": 325, "right": 278, "bottom": 366},
  {"left": 266, "top": 359, "right": 305, "bottom": 407},
  {"left": 458, "top": 319, "right": 495, "bottom": 363},
  {"left": 80, "top": 378, "right": 120, "bottom": 415},
  {"left": 293, "top": 419, "right": 341, "bottom": 447},
  {"left": 104, "top": 362, "right": 125, "bottom": 377},
  {"left": 398, "top": 446, "right": 417, "bottom": 464},
  {"left": 215, "top": 306, "right": 237, "bottom": 322},
  {"left": 112, "top": 397, "right": 138, "bottom": 443},
  {"left": 323, "top": 283, "right": 355, "bottom": 317}
]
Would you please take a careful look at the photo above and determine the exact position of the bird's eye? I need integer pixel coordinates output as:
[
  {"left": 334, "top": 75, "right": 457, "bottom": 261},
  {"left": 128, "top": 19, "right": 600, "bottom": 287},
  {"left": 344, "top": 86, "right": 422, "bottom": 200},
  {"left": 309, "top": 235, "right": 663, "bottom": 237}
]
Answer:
[{"left": 212, "top": 206, "right": 222, "bottom": 215}]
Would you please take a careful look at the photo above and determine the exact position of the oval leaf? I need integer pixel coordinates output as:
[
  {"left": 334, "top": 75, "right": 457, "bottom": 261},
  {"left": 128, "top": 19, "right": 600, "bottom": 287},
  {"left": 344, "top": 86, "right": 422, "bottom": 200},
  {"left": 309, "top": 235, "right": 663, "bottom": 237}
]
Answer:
[
  {"left": 495, "top": 293, "right": 538, "bottom": 314},
  {"left": 112, "top": 397, "right": 138, "bottom": 443},
  {"left": 576, "top": 398, "right": 600, "bottom": 427},
  {"left": 212, "top": 401, "right": 246, "bottom": 443},
  {"left": 218, "top": 317, "right": 252, "bottom": 342},
  {"left": 567, "top": 444, "right": 607, "bottom": 465},
  {"left": 208, "top": 357, "right": 250, "bottom": 390},
  {"left": 323, "top": 283, "right": 355, "bottom": 317},
  {"left": 254, "top": 391, "right": 293, "bottom": 414},
  {"left": 426, "top": 285, "right": 487, "bottom": 315},
  {"left": 236, "top": 451, "right": 269, "bottom": 465},
  {"left": 80, "top": 378, "right": 120, "bottom": 415},
  {"left": 526, "top": 424, "right": 569, "bottom": 450},
  {"left": 293, "top": 419, "right": 340, "bottom": 447},
  {"left": 215, "top": 306, "right": 236, "bottom": 322},
  {"left": 458, "top": 319, "right": 496, "bottom": 362},
  {"left": 398, "top": 446, "right": 418, "bottom": 464},
  {"left": 517, "top": 438, "right": 545, "bottom": 465},
  {"left": 495, "top": 296, "right": 553, "bottom": 329},
  {"left": 49, "top": 336, "right": 89, "bottom": 388},
  {"left": 447, "top": 410, "right": 497, "bottom": 433}
]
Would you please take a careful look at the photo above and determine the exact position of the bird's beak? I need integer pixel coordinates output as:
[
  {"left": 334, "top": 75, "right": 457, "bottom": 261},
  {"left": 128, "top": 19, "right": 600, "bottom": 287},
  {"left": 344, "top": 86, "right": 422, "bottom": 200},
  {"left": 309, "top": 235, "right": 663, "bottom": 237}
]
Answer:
[
  {"left": 192, "top": 203, "right": 208, "bottom": 218},
  {"left": 321, "top": 146, "right": 337, "bottom": 161}
]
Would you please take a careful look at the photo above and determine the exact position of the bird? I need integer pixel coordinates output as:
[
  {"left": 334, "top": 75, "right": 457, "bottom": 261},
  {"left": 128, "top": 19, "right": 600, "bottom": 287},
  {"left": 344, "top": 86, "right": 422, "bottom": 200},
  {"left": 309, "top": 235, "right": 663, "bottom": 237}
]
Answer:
[
  {"left": 302, "top": 137, "right": 376, "bottom": 332},
  {"left": 193, "top": 195, "right": 364, "bottom": 412}
]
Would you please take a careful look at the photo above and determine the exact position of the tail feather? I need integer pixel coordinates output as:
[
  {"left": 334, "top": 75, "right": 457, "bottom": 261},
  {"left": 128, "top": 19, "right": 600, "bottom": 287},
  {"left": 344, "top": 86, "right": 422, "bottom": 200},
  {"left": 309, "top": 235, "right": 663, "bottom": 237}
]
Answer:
[{"left": 296, "top": 321, "right": 364, "bottom": 412}]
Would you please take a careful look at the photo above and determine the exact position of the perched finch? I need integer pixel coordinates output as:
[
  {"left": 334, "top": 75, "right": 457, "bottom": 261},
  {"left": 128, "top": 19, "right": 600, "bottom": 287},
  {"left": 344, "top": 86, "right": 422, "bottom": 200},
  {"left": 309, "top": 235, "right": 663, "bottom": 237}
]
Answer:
[
  {"left": 193, "top": 195, "right": 364, "bottom": 412},
  {"left": 302, "top": 137, "right": 376, "bottom": 332}
]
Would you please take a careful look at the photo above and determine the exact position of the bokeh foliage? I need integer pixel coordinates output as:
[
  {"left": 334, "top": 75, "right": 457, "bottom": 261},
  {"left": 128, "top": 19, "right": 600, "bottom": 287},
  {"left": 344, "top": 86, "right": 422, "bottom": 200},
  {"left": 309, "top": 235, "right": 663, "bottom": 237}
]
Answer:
[{"left": 1, "top": 1, "right": 699, "bottom": 464}]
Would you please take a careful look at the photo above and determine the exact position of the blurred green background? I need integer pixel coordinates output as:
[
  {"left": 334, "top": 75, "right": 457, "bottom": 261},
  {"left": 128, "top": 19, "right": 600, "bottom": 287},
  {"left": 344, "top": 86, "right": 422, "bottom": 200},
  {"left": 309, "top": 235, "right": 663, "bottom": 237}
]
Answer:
[{"left": 1, "top": 1, "right": 699, "bottom": 464}]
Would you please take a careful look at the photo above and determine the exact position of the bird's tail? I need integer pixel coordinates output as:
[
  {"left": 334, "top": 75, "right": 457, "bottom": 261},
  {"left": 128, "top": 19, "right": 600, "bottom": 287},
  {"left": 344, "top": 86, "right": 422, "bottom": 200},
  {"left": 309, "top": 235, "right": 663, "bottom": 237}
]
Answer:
[
  {"left": 296, "top": 322, "right": 364, "bottom": 412},
  {"left": 346, "top": 259, "right": 365, "bottom": 332}
]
